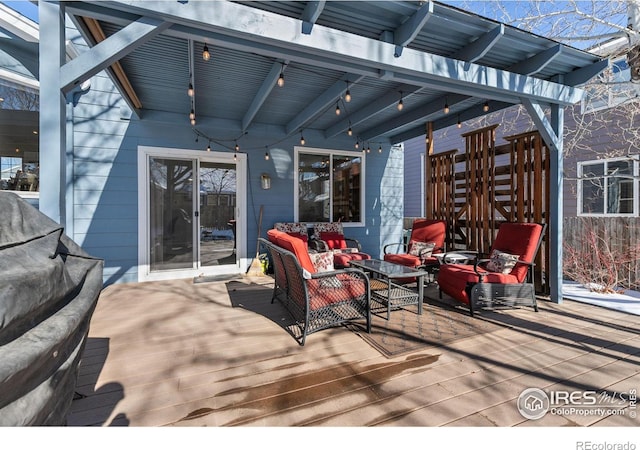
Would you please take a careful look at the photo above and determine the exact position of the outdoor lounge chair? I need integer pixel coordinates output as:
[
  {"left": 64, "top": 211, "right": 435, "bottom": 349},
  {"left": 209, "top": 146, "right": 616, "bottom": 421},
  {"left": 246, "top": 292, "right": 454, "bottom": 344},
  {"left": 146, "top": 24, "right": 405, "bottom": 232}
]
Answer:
[
  {"left": 262, "top": 229, "right": 370, "bottom": 346},
  {"left": 311, "top": 222, "right": 371, "bottom": 268},
  {"left": 383, "top": 219, "right": 447, "bottom": 273},
  {"left": 437, "top": 222, "right": 545, "bottom": 316}
]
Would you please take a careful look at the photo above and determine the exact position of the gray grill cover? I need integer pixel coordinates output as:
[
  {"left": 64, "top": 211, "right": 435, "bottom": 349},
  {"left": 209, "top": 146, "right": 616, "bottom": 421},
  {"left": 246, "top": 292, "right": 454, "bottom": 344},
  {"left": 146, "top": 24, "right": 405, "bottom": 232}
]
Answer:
[{"left": 0, "top": 192, "right": 103, "bottom": 425}]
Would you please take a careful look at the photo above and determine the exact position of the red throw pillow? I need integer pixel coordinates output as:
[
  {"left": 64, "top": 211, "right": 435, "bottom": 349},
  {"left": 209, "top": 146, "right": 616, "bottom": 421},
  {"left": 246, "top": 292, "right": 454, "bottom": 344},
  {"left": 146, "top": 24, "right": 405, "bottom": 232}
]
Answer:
[{"left": 320, "top": 232, "right": 347, "bottom": 250}]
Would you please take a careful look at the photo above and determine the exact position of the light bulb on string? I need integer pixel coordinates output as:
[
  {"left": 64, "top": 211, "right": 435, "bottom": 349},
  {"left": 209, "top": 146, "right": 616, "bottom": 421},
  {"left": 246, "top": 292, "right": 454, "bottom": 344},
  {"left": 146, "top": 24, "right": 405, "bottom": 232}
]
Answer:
[
  {"left": 483, "top": 101, "right": 489, "bottom": 112},
  {"left": 188, "top": 82, "right": 194, "bottom": 97},
  {"left": 202, "top": 44, "right": 210, "bottom": 61},
  {"left": 190, "top": 118, "right": 196, "bottom": 126},
  {"left": 457, "top": 115, "right": 462, "bottom": 129},
  {"left": 347, "top": 123, "right": 353, "bottom": 136},
  {"left": 354, "top": 141, "right": 359, "bottom": 149},
  {"left": 397, "top": 91, "right": 404, "bottom": 111},
  {"left": 235, "top": 142, "right": 240, "bottom": 152},
  {"left": 277, "top": 64, "right": 285, "bottom": 87},
  {"left": 335, "top": 102, "right": 341, "bottom": 116},
  {"left": 189, "top": 109, "right": 195, "bottom": 120},
  {"left": 378, "top": 145, "right": 382, "bottom": 153},
  {"left": 206, "top": 141, "right": 211, "bottom": 152},
  {"left": 300, "top": 131, "right": 305, "bottom": 146}
]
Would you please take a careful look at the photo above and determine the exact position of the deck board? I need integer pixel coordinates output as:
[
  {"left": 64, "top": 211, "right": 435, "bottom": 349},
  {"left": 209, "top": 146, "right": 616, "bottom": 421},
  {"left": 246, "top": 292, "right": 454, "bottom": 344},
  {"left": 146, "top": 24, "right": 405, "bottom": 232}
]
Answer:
[{"left": 67, "top": 276, "right": 640, "bottom": 428}]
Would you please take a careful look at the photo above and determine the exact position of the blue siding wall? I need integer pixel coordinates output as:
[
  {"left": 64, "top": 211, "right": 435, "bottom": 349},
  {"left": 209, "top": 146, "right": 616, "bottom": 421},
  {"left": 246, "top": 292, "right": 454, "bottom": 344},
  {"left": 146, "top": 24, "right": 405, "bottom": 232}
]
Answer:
[
  {"left": 69, "top": 73, "right": 404, "bottom": 285},
  {"left": 403, "top": 136, "right": 424, "bottom": 218}
]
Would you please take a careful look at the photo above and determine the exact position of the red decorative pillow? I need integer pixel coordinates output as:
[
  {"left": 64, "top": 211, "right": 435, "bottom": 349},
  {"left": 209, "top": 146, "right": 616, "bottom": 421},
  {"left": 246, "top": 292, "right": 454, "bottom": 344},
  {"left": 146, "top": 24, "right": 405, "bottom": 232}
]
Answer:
[{"left": 320, "top": 232, "right": 347, "bottom": 250}]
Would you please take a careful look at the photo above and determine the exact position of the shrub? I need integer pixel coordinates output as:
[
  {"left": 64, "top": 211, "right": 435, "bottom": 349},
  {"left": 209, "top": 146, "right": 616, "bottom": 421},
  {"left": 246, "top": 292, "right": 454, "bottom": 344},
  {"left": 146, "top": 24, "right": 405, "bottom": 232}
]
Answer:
[{"left": 563, "top": 217, "right": 640, "bottom": 294}]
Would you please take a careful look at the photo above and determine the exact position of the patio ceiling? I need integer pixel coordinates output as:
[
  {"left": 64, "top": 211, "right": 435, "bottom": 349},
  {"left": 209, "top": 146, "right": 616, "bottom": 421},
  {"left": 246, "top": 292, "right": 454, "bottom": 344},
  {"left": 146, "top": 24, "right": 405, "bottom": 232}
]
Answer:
[{"left": 60, "top": 0, "right": 608, "bottom": 146}]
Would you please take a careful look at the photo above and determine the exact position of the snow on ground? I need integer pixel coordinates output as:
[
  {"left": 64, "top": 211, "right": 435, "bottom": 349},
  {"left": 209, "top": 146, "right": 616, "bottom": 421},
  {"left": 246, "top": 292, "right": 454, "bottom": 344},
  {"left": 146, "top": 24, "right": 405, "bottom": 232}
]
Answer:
[{"left": 562, "top": 280, "right": 640, "bottom": 316}]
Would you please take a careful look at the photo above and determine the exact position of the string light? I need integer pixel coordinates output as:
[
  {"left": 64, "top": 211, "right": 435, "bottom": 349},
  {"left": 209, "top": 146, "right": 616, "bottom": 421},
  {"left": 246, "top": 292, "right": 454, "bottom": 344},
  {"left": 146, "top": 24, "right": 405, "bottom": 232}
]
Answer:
[
  {"left": 397, "top": 91, "right": 404, "bottom": 111},
  {"left": 354, "top": 140, "right": 359, "bottom": 149},
  {"left": 483, "top": 100, "right": 489, "bottom": 112},
  {"left": 277, "top": 64, "right": 285, "bottom": 87},
  {"left": 190, "top": 118, "right": 196, "bottom": 126},
  {"left": 335, "top": 102, "right": 341, "bottom": 116},
  {"left": 206, "top": 141, "right": 211, "bottom": 152},
  {"left": 202, "top": 44, "right": 210, "bottom": 61},
  {"left": 444, "top": 100, "right": 450, "bottom": 114},
  {"left": 378, "top": 145, "right": 382, "bottom": 153},
  {"left": 300, "top": 131, "right": 305, "bottom": 146},
  {"left": 235, "top": 141, "right": 240, "bottom": 151},
  {"left": 187, "top": 82, "right": 194, "bottom": 97},
  {"left": 265, "top": 151, "right": 270, "bottom": 161},
  {"left": 347, "top": 121, "right": 353, "bottom": 136},
  {"left": 189, "top": 109, "right": 195, "bottom": 120},
  {"left": 457, "top": 115, "right": 462, "bottom": 128},
  {"left": 344, "top": 82, "right": 351, "bottom": 102}
]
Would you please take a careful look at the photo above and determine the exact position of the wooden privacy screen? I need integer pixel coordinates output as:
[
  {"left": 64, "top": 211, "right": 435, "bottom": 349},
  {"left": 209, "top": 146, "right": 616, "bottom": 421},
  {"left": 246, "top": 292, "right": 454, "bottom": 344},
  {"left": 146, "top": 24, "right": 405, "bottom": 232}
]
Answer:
[{"left": 426, "top": 127, "right": 550, "bottom": 294}]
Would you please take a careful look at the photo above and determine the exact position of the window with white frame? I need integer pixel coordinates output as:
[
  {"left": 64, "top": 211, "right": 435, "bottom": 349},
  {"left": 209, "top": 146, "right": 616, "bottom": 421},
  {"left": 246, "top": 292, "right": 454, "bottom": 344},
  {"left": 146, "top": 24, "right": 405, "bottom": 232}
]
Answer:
[
  {"left": 295, "top": 147, "right": 364, "bottom": 224},
  {"left": 578, "top": 158, "right": 638, "bottom": 216}
]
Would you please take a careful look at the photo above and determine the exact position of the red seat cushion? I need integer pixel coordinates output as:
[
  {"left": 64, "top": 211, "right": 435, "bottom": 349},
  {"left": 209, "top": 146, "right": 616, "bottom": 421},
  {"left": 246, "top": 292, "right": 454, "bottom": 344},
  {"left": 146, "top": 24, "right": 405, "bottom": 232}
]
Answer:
[
  {"left": 307, "top": 274, "right": 367, "bottom": 310},
  {"left": 384, "top": 253, "right": 421, "bottom": 268},
  {"left": 320, "top": 232, "right": 347, "bottom": 250},
  {"left": 437, "top": 263, "right": 520, "bottom": 305},
  {"left": 333, "top": 251, "right": 371, "bottom": 267}
]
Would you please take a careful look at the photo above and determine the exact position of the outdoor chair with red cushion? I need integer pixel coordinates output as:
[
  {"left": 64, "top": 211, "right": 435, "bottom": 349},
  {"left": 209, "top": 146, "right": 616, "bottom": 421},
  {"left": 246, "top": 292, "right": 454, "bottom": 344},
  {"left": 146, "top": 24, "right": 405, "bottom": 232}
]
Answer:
[
  {"left": 262, "top": 229, "right": 370, "bottom": 345},
  {"left": 311, "top": 222, "right": 371, "bottom": 268},
  {"left": 437, "top": 222, "right": 545, "bottom": 316},
  {"left": 383, "top": 219, "right": 447, "bottom": 272}
]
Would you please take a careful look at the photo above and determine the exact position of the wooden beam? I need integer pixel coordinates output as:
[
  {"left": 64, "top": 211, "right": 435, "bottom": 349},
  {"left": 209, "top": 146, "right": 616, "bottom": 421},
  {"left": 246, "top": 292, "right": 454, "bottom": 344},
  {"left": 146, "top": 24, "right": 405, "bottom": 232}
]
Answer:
[
  {"left": 393, "top": 1, "right": 434, "bottom": 57},
  {"left": 80, "top": 17, "right": 143, "bottom": 109},
  {"left": 301, "top": 1, "right": 325, "bottom": 35},
  {"left": 61, "top": 15, "right": 171, "bottom": 93},
  {"left": 451, "top": 24, "right": 504, "bottom": 63}
]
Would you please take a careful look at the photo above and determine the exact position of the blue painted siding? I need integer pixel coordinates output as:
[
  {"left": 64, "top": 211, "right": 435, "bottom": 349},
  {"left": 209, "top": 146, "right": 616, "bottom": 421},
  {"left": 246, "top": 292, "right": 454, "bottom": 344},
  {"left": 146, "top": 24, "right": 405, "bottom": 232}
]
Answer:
[
  {"left": 68, "top": 74, "right": 403, "bottom": 285},
  {"left": 403, "top": 136, "right": 424, "bottom": 218}
]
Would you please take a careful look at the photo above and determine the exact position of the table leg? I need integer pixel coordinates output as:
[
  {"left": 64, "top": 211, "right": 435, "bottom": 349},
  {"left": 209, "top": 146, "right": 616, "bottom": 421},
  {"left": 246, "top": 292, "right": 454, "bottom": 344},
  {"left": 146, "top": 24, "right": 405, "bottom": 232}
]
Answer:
[
  {"left": 387, "top": 277, "right": 391, "bottom": 320},
  {"left": 417, "top": 275, "right": 424, "bottom": 315}
]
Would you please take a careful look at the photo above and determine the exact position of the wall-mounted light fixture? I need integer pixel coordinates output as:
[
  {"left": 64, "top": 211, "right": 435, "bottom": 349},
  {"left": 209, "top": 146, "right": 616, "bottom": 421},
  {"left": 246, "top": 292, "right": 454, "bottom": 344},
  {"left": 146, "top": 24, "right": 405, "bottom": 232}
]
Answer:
[{"left": 261, "top": 173, "right": 271, "bottom": 190}]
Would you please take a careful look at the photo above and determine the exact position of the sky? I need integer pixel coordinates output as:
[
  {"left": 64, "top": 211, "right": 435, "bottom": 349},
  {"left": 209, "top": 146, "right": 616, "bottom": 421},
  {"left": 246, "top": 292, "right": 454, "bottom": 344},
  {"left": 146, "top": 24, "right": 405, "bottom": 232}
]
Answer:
[{"left": 3, "top": 0, "right": 37, "bottom": 22}]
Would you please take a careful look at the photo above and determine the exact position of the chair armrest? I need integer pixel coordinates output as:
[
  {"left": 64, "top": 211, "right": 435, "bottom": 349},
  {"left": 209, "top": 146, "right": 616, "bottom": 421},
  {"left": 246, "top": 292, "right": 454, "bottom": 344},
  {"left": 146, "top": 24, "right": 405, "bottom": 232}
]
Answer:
[
  {"left": 310, "top": 267, "right": 369, "bottom": 281},
  {"left": 473, "top": 258, "right": 535, "bottom": 280},
  {"left": 344, "top": 237, "right": 362, "bottom": 251},
  {"left": 383, "top": 242, "right": 408, "bottom": 255},
  {"left": 309, "top": 237, "right": 329, "bottom": 252}
]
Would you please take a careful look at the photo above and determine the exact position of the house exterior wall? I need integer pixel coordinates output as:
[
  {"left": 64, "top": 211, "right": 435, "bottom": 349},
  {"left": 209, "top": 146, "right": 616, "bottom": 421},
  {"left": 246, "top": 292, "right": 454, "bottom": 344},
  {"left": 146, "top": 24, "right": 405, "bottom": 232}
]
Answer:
[{"left": 66, "top": 37, "right": 404, "bottom": 285}]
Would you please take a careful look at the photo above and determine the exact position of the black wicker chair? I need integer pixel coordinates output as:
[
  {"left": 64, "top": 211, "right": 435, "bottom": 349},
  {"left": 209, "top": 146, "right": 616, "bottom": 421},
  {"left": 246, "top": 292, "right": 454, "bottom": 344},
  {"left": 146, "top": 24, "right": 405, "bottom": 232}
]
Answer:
[{"left": 260, "top": 235, "right": 370, "bottom": 346}]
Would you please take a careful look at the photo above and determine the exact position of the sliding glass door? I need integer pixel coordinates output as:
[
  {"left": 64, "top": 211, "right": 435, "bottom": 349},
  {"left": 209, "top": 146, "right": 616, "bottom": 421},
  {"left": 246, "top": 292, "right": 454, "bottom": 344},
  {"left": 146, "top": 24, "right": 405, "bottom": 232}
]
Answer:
[{"left": 140, "top": 147, "right": 246, "bottom": 281}]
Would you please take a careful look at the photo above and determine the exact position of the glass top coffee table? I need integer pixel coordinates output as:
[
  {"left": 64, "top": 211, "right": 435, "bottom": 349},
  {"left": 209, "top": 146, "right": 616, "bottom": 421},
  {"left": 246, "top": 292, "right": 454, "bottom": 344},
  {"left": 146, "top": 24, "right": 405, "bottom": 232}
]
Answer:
[{"left": 349, "top": 259, "right": 430, "bottom": 319}]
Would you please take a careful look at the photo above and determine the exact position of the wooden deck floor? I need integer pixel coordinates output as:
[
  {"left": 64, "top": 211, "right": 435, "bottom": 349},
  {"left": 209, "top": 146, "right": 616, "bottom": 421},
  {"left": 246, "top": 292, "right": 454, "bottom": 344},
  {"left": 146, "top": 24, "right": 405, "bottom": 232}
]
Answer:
[{"left": 68, "top": 275, "right": 640, "bottom": 428}]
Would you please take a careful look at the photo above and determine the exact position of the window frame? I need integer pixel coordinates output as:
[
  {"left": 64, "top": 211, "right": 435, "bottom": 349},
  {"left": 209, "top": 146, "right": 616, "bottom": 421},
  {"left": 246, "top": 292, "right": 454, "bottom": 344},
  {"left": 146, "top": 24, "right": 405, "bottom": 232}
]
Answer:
[
  {"left": 294, "top": 146, "right": 366, "bottom": 227},
  {"left": 577, "top": 157, "right": 639, "bottom": 217}
]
